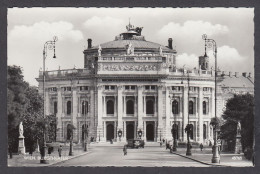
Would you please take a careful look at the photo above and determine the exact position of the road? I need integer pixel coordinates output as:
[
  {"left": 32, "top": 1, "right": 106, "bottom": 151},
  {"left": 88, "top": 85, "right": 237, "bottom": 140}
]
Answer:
[{"left": 53, "top": 146, "right": 209, "bottom": 167}]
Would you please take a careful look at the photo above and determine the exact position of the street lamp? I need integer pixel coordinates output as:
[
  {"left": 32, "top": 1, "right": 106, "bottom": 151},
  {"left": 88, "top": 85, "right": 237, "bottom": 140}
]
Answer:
[
  {"left": 185, "top": 70, "right": 192, "bottom": 156},
  {"left": 172, "top": 124, "right": 178, "bottom": 152},
  {"left": 40, "top": 36, "right": 58, "bottom": 164},
  {"left": 118, "top": 129, "right": 122, "bottom": 141},
  {"left": 138, "top": 129, "right": 142, "bottom": 139},
  {"left": 202, "top": 34, "right": 220, "bottom": 163}
]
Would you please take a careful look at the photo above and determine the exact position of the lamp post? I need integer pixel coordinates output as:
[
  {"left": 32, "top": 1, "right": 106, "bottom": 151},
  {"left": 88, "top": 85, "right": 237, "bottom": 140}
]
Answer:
[
  {"left": 40, "top": 36, "right": 58, "bottom": 164},
  {"left": 202, "top": 34, "right": 220, "bottom": 163},
  {"left": 170, "top": 94, "right": 177, "bottom": 152},
  {"left": 185, "top": 70, "right": 192, "bottom": 156}
]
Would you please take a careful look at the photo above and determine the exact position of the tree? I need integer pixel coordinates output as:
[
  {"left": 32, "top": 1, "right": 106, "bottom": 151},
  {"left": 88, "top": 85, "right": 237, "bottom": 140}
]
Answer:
[
  {"left": 8, "top": 65, "right": 44, "bottom": 153},
  {"left": 220, "top": 93, "right": 254, "bottom": 152}
]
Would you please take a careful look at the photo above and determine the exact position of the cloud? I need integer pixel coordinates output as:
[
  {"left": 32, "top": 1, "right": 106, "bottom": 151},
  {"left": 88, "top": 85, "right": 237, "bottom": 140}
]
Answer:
[
  {"left": 8, "top": 21, "right": 84, "bottom": 86},
  {"left": 176, "top": 53, "right": 199, "bottom": 69},
  {"left": 9, "top": 21, "right": 84, "bottom": 43},
  {"left": 157, "top": 20, "right": 229, "bottom": 52},
  {"left": 175, "top": 46, "right": 252, "bottom": 75},
  {"left": 207, "top": 45, "right": 251, "bottom": 73},
  {"left": 83, "top": 16, "right": 125, "bottom": 44}
]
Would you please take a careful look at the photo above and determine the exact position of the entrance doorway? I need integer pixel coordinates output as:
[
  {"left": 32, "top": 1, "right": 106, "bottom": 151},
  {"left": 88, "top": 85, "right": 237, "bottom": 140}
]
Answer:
[
  {"left": 106, "top": 124, "right": 114, "bottom": 141},
  {"left": 126, "top": 123, "right": 134, "bottom": 140},
  {"left": 146, "top": 123, "right": 154, "bottom": 141}
]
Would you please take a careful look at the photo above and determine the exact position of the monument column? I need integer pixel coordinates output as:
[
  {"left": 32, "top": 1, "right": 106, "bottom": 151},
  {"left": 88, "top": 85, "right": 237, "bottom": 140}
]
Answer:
[
  {"left": 18, "top": 122, "right": 25, "bottom": 154},
  {"left": 198, "top": 87, "right": 203, "bottom": 143}
]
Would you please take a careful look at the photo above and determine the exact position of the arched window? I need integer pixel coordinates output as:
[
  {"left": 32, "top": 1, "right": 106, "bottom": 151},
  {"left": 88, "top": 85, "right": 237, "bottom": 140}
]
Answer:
[
  {"left": 126, "top": 100, "right": 134, "bottom": 114},
  {"left": 54, "top": 101, "right": 57, "bottom": 115},
  {"left": 146, "top": 100, "right": 154, "bottom": 114},
  {"left": 203, "top": 124, "right": 207, "bottom": 139},
  {"left": 67, "top": 101, "right": 71, "bottom": 115},
  {"left": 81, "top": 101, "right": 88, "bottom": 115},
  {"left": 190, "top": 124, "right": 194, "bottom": 140},
  {"left": 107, "top": 100, "right": 114, "bottom": 114},
  {"left": 67, "top": 124, "right": 73, "bottom": 140},
  {"left": 172, "top": 100, "right": 179, "bottom": 114},
  {"left": 203, "top": 101, "right": 207, "bottom": 115},
  {"left": 189, "top": 101, "right": 194, "bottom": 114}
]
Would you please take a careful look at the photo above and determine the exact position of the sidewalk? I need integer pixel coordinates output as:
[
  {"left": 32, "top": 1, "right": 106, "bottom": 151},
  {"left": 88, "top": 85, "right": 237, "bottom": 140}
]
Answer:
[
  {"left": 8, "top": 144, "right": 91, "bottom": 167},
  {"left": 169, "top": 147, "right": 253, "bottom": 167}
]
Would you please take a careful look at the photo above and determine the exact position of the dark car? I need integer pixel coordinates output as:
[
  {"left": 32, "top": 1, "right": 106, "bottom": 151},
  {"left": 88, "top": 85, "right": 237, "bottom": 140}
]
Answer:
[{"left": 127, "top": 139, "right": 145, "bottom": 148}]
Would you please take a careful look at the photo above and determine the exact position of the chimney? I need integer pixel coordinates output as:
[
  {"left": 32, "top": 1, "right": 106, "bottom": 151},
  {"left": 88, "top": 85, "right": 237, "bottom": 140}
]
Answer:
[
  {"left": 87, "top": 38, "right": 92, "bottom": 49},
  {"left": 235, "top": 72, "right": 239, "bottom": 77},
  {"left": 242, "top": 72, "right": 247, "bottom": 77},
  {"left": 168, "top": 38, "right": 173, "bottom": 49},
  {"left": 229, "top": 72, "right": 232, "bottom": 77}
]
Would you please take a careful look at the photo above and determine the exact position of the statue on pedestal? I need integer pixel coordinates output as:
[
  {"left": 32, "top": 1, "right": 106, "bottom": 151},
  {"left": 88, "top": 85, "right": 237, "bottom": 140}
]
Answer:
[
  {"left": 18, "top": 122, "right": 25, "bottom": 154},
  {"left": 98, "top": 45, "right": 102, "bottom": 57},
  {"left": 235, "top": 121, "right": 242, "bottom": 154}
]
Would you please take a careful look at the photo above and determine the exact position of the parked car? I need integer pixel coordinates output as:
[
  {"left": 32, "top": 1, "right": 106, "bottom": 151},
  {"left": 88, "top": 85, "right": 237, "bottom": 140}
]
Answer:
[
  {"left": 127, "top": 139, "right": 145, "bottom": 148},
  {"left": 166, "top": 140, "right": 173, "bottom": 149}
]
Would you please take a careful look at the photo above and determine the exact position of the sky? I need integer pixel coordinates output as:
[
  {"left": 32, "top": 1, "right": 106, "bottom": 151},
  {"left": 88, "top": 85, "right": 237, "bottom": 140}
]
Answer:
[{"left": 8, "top": 8, "right": 254, "bottom": 86}]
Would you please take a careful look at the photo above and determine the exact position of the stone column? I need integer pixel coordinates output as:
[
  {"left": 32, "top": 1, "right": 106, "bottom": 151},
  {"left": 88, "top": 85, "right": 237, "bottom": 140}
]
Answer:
[
  {"left": 57, "top": 87, "right": 62, "bottom": 141},
  {"left": 183, "top": 86, "right": 188, "bottom": 141},
  {"left": 198, "top": 87, "right": 203, "bottom": 143},
  {"left": 97, "top": 85, "right": 103, "bottom": 141},
  {"left": 72, "top": 87, "right": 78, "bottom": 142},
  {"left": 165, "top": 86, "right": 171, "bottom": 139},
  {"left": 137, "top": 86, "right": 143, "bottom": 129},
  {"left": 90, "top": 88, "right": 95, "bottom": 138},
  {"left": 157, "top": 85, "right": 163, "bottom": 139},
  {"left": 117, "top": 85, "right": 124, "bottom": 141}
]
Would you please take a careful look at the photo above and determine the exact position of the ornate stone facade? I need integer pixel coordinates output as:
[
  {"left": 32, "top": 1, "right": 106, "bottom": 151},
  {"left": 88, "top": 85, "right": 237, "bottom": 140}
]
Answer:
[{"left": 36, "top": 24, "right": 254, "bottom": 144}]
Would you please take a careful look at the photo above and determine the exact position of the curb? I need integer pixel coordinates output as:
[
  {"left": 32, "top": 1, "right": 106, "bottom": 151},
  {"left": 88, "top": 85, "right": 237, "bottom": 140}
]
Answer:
[
  {"left": 171, "top": 152, "right": 228, "bottom": 167},
  {"left": 48, "top": 151, "right": 92, "bottom": 166}
]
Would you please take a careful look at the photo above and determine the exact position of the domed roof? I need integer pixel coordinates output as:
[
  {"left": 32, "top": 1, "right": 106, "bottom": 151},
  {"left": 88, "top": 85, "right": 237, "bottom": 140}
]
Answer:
[{"left": 91, "top": 39, "right": 174, "bottom": 52}]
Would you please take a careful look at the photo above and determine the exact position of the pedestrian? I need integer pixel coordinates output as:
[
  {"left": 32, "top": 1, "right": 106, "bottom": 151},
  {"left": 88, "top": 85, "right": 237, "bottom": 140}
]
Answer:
[
  {"left": 160, "top": 141, "right": 162, "bottom": 147},
  {"left": 165, "top": 139, "right": 168, "bottom": 150},
  {"left": 58, "top": 145, "right": 62, "bottom": 157},
  {"left": 123, "top": 145, "right": 127, "bottom": 156},
  {"left": 200, "top": 143, "right": 204, "bottom": 151},
  {"left": 163, "top": 139, "right": 165, "bottom": 143}
]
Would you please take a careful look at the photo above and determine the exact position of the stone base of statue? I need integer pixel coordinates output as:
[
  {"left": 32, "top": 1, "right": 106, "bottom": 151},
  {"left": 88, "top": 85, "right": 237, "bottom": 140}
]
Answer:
[
  {"left": 235, "top": 135, "right": 242, "bottom": 154},
  {"left": 18, "top": 135, "right": 25, "bottom": 155}
]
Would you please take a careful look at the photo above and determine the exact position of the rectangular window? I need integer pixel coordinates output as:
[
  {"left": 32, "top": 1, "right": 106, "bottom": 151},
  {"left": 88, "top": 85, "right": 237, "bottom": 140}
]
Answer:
[
  {"left": 131, "top": 86, "right": 136, "bottom": 90},
  {"left": 105, "top": 86, "right": 109, "bottom": 90},
  {"left": 145, "top": 86, "right": 150, "bottom": 90},
  {"left": 80, "top": 86, "right": 88, "bottom": 91},
  {"left": 151, "top": 85, "right": 156, "bottom": 90},
  {"left": 125, "top": 86, "right": 130, "bottom": 90},
  {"left": 111, "top": 86, "right": 115, "bottom": 90}
]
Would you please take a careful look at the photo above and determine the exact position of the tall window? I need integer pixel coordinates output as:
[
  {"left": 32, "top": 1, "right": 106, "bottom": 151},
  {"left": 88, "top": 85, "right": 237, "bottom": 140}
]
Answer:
[
  {"left": 67, "top": 101, "right": 71, "bottom": 115},
  {"left": 146, "top": 100, "right": 154, "bottom": 114},
  {"left": 203, "top": 124, "right": 207, "bottom": 139},
  {"left": 81, "top": 101, "right": 88, "bottom": 115},
  {"left": 190, "top": 124, "right": 194, "bottom": 139},
  {"left": 54, "top": 101, "right": 57, "bottom": 115},
  {"left": 172, "top": 100, "right": 179, "bottom": 114},
  {"left": 107, "top": 100, "right": 114, "bottom": 114},
  {"left": 126, "top": 100, "right": 134, "bottom": 114},
  {"left": 203, "top": 101, "right": 208, "bottom": 115},
  {"left": 189, "top": 101, "right": 194, "bottom": 114}
]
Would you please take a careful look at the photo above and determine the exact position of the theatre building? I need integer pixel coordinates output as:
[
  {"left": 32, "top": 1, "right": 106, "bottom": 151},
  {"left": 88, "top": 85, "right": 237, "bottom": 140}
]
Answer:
[{"left": 37, "top": 23, "right": 254, "bottom": 144}]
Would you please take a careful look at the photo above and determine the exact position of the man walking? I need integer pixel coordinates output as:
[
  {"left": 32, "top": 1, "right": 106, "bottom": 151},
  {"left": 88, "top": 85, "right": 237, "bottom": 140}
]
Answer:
[
  {"left": 58, "top": 145, "right": 62, "bottom": 157},
  {"left": 200, "top": 143, "right": 204, "bottom": 151}
]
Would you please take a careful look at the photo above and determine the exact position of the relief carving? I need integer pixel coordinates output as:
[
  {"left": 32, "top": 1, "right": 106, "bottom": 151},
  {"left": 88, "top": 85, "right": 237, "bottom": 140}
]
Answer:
[{"left": 102, "top": 64, "right": 158, "bottom": 71}]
